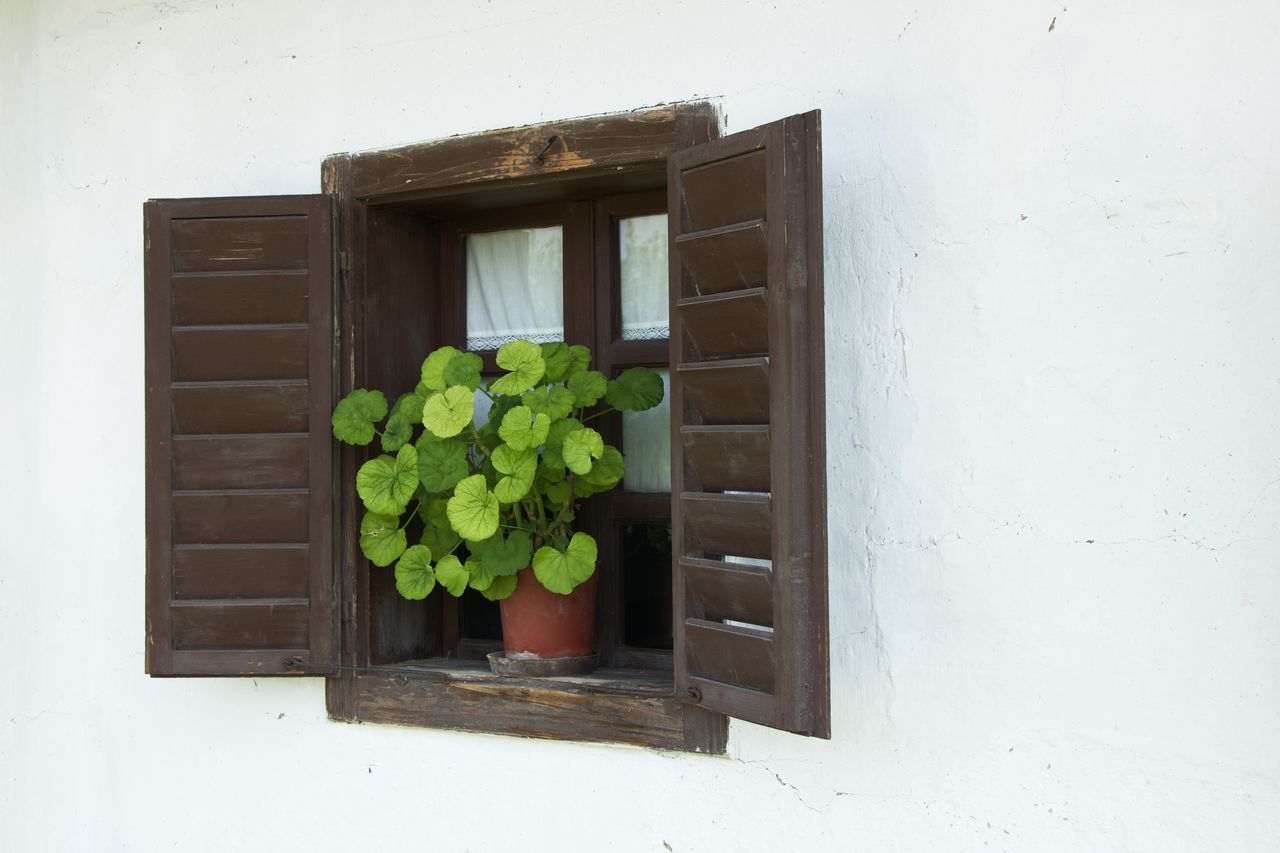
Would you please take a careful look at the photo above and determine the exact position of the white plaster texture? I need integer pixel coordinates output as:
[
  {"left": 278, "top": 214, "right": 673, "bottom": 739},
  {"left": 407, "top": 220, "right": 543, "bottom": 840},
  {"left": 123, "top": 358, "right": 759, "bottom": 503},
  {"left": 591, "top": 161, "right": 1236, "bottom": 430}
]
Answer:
[{"left": 1, "top": 1, "right": 1277, "bottom": 850}]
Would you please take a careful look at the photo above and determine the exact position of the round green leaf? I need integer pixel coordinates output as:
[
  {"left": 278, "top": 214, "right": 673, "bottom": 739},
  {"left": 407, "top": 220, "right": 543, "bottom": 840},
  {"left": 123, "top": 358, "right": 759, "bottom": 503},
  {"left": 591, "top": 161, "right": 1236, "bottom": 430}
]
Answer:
[
  {"left": 423, "top": 385, "right": 475, "bottom": 438},
  {"left": 446, "top": 474, "right": 500, "bottom": 541},
  {"left": 582, "top": 445, "right": 624, "bottom": 488},
  {"left": 540, "top": 342, "right": 573, "bottom": 382},
  {"left": 465, "top": 557, "right": 494, "bottom": 593},
  {"left": 531, "top": 532, "right": 598, "bottom": 594},
  {"left": 469, "top": 529, "right": 533, "bottom": 577},
  {"left": 356, "top": 445, "right": 419, "bottom": 515},
  {"left": 498, "top": 405, "right": 551, "bottom": 452},
  {"left": 420, "top": 346, "right": 462, "bottom": 392},
  {"left": 394, "top": 545, "right": 436, "bottom": 600},
  {"left": 419, "top": 497, "right": 461, "bottom": 557},
  {"left": 332, "top": 389, "right": 387, "bottom": 445},
  {"left": 605, "top": 367, "right": 664, "bottom": 411},
  {"left": 443, "top": 351, "right": 483, "bottom": 390},
  {"left": 478, "top": 573, "right": 518, "bottom": 602},
  {"left": 489, "top": 340, "right": 546, "bottom": 395},
  {"left": 568, "top": 370, "right": 607, "bottom": 407},
  {"left": 360, "top": 511, "right": 407, "bottom": 567},
  {"left": 380, "top": 410, "right": 414, "bottom": 452},
  {"left": 521, "top": 385, "right": 576, "bottom": 421},
  {"left": 562, "top": 427, "right": 604, "bottom": 475},
  {"left": 491, "top": 443, "right": 536, "bottom": 504},
  {"left": 417, "top": 436, "right": 470, "bottom": 492},
  {"left": 565, "top": 344, "right": 591, "bottom": 379},
  {"left": 434, "top": 554, "right": 469, "bottom": 597},
  {"left": 543, "top": 479, "right": 572, "bottom": 506}
]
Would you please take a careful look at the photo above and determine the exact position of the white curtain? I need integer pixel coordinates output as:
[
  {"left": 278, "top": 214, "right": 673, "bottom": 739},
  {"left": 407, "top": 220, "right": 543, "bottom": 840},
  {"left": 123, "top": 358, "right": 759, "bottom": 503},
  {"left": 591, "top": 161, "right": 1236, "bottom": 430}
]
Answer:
[
  {"left": 466, "top": 227, "right": 564, "bottom": 351},
  {"left": 619, "top": 215, "right": 669, "bottom": 341},
  {"left": 622, "top": 369, "right": 671, "bottom": 492}
]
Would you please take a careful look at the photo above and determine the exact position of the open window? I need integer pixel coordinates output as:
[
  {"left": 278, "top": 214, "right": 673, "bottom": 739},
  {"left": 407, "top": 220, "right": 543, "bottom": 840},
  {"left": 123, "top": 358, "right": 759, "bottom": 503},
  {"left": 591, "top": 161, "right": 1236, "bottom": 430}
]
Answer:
[{"left": 144, "top": 103, "right": 828, "bottom": 751}]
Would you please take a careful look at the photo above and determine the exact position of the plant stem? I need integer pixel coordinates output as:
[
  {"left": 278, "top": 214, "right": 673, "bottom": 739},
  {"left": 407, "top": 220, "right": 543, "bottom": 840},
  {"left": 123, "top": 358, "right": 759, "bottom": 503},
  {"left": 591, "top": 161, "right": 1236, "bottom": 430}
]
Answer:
[
  {"left": 581, "top": 407, "right": 618, "bottom": 423},
  {"left": 398, "top": 499, "right": 424, "bottom": 530}
]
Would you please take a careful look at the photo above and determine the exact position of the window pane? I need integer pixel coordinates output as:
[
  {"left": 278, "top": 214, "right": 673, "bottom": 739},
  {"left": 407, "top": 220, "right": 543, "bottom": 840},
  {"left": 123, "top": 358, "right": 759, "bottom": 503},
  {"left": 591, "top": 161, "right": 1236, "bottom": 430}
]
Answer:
[
  {"left": 622, "top": 523, "right": 673, "bottom": 649},
  {"left": 622, "top": 368, "right": 670, "bottom": 492},
  {"left": 619, "top": 214, "right": 668, "bottom": 341},
  {"left": 466, "top": 226, "right": 563, "bottom": 351}
]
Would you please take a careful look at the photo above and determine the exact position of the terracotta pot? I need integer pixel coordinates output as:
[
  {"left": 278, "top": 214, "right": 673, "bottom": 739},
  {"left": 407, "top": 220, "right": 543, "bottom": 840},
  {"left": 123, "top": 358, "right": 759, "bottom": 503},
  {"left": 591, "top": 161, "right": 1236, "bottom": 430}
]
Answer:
[{"left": 498, "top": 567, "right": 597, "bottom": 659}]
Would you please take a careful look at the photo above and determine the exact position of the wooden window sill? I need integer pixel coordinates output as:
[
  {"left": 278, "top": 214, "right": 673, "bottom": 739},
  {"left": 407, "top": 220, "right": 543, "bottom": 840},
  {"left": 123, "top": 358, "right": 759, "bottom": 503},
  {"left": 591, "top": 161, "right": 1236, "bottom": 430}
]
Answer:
[{"left": 334, "top": 658, "right": 726, "bottom": 753}]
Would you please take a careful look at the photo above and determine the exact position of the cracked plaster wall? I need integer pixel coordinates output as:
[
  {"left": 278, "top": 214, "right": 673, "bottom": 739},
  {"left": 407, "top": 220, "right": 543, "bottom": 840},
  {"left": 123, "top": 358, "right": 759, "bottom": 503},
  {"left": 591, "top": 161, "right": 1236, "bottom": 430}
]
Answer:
[{"left": 1, "top": 1, "right": 1277, "bottom": 850}]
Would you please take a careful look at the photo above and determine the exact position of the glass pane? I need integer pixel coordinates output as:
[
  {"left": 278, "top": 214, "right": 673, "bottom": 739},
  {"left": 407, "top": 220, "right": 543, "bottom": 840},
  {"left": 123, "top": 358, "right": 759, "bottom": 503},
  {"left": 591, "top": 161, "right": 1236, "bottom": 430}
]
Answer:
[
  {"left": 466, "top": 226, "right": 563, "bottom": 351},
  {"left": 622, "top": 368, "right": 670, "bottom": 492},
  {"left": 622, "top": 523, "right": 673, "bottom": 649},
  {"left": 619, "top": 214, "right": 668, "bottom": 341}
]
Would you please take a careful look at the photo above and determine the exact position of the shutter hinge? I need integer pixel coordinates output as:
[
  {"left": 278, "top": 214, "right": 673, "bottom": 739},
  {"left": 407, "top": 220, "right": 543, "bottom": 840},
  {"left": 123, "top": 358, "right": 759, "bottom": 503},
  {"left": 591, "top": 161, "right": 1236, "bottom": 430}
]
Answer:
[{"left": 338, "top": 250, "right": 351, "bottom": 273}]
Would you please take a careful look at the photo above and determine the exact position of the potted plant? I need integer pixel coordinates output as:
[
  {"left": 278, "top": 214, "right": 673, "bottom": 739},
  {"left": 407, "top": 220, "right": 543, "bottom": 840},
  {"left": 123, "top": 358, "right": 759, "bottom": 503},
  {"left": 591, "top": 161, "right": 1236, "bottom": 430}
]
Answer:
[{"left": 331, "top": 339, "right": 663, "bottom": 674}]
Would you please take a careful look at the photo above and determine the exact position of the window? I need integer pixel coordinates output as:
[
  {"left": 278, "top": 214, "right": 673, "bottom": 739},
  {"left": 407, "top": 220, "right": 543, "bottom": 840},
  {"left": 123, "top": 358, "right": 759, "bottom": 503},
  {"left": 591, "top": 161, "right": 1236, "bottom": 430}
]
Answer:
[{"left": 144, "top": 103, "right": 829, "bottom": 751}]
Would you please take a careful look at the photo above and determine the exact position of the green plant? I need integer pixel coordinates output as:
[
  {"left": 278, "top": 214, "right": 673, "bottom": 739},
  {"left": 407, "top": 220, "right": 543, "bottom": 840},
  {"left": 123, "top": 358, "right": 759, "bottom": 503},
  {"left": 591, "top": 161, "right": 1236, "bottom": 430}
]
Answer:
[{"left": 331, "top": 340, "right": 664, "bottom": 603}]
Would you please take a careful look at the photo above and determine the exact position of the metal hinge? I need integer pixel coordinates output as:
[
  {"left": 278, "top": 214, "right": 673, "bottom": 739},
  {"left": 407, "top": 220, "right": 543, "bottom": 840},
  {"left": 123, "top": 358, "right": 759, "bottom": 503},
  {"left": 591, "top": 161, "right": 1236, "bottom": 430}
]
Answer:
[{"left": 338, "top": 250, "right": 351, "bottom": 273}]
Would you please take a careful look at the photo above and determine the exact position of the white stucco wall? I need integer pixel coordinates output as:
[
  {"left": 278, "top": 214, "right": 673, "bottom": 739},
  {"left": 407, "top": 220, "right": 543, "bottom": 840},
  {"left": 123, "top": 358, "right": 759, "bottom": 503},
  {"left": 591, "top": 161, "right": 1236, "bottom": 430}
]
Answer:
[{"left": 3, "top": 1, "right": 1277, "bottom": 849}]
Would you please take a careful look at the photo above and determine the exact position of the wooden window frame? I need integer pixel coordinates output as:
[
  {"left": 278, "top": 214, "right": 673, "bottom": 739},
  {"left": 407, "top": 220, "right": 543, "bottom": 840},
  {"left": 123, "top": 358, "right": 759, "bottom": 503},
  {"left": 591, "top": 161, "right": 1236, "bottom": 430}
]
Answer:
[{"left": 320, "top": 104, "right": 731, "bottom": 752}]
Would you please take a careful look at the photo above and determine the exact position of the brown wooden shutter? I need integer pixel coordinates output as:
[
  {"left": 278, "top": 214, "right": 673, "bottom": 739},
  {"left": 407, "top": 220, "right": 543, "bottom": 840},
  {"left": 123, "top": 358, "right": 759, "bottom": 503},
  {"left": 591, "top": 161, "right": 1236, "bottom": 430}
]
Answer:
[
  {"left": 668, "top": 112, "right": 829, "bottom": 737},
  {"left": 145, "top": 195, "right": 337, "bottom": 676}
]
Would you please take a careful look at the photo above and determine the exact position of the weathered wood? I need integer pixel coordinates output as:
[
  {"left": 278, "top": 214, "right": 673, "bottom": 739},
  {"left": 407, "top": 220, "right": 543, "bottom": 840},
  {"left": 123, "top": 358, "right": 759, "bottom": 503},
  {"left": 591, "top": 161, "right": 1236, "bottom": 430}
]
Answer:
[
  {"left": 173, "top": 544, "right": 311, "bottom": 600},
  {"left": 172, "top": 272, "right": 310, "bottom": 325},
  {"left": 350, "top": 103, "right": 720, "bottom": 202},
  {"left": 680, "top": 492, "right": 772, "bottom": 560},
  {"left": 682, "top": 557, "right": 774, "bottom": 626},
  {"left": 171, "top": 380, "right": 310, "bottom": 434},
  {"left": 675, "top": 219, "right": 768, "bottom": 295},
  {"left": 678, "top": 287, "right": 769, "bottom": 359},
  {"left": 145, "top": 195, "right": 336, "bottom": 678},
  {"left": 172, "top": 434, "right": 310, "bottom": 490},
  {"left": 487, "top": 651, "right": 599, "bottom": 677},
  {"left": 171, "top": 215, "right": 309, "bottom": 273},
  {"left": 684, "top": 618, "right": 776, "bottom": 693},
  {"left": 678, "top": 358, "right": 771, "bottom": 424},
  {"left": 681, "top": 425, "right": 771, "bottom": 493},
  {"left": 172, "top": 326, "right": 308, "bottom": 382}
]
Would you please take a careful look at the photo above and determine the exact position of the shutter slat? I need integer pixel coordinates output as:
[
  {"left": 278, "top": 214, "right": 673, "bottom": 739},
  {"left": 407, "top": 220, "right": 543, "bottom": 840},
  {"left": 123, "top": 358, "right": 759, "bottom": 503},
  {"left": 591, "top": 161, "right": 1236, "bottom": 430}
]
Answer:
[
  {"left": 682, "top": 557, "right": 773, "bottom": 626},
  {"left": 172, "top": 435, "right": 310, "bottom": 490},
  {"left": 173, "top": 544, "right": 310, "bottom": 599},
  {"left": 172, "top": 272, "right": 309, "bottom": 325},
  {"left": 682, "top": 425, "right": 771, "bottom": 492},
  {"left": 172, "top": 326, "right": 309, "bottom": 381},
  {"left": 677, "top": 288, "right": 769, "bottom": 359},
  {"left": 674, "top": 219, "right": 768, "bottom": 294},
  {"left": 669, "top": 112, "right": 828, "bottom": 736},
  {"left": 172, "top": 381, "right": 310, "bottom": 434},
  {"left": 685, "top": 618, "right": 776, "bottom": 694},
  {"left": 681, "top": 492, "right": 771, "bottom": 560},
  {"left": 146, "top": 195, "right": 335, "bottom": 677},
  {"left": 678, "top": 358, "right": 769, "bottom": 425}
]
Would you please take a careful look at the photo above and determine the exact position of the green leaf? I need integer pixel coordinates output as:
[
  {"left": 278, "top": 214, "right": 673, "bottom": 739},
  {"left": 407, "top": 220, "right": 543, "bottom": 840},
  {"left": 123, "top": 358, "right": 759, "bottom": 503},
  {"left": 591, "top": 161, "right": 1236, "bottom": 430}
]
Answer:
[
  {"left": 434, "top": 554, "right": 468, "bottom": 597},
  {"left": 521, "top": 386, "right": 576, "bottom": 421},
  {"left": 356, "top": 445, "right": 419, "bottom": 515},
  {"left": 568, "top": 370, "right": 607, "bottom": 407},
  {"left": 443, "top": 351, "right": 483, "bottom": 391},
  {"left": 465, "top": 557, "right": 494, "bottom": 592},
  {"left": 360, "top": 511, "right": 407, "bottom": 567},
  {"left": 545, "top": 417, "right": 583, "bottom": 448},
  {"left": 332, "top": 389, "right": 387, "bottom": 445},
  {"left": 543, "top": 479, "right": 571, "bottom": 506},
  {"left": 562, "top": 427, "right": 604, "bottom": 475},
  {"left": 489, "top": 339, "right": 546, "bottom": 395},
  {"left": 381, "top": 411, "right": 414, "bottom": 452},
  {"left": 531, "top": 532, "right": 598, "bottom": 594},
  {"left": 422, "top": 385, "right": 475, "bottom": 438},
  {"left": 491, "top": 443, "right": 537, "bottom": 504},
  {"left": 478, "top": 573, "right": 518, "bottom": 601},
  {"left": 469, "top": 529, "right": 533, "bottom": 577},
  {"left": 420, "top": 346, "right": 462, "bottom": 392},
  {"left": 498, "top": 405, "right": 550, "bottom": 452},
  {"left": 446, "top": 474, "right": 500, "bottom": 541},
  {"left": 540, "top": 342, "right": 573, "bottom": 382},
  {"left": 419, "top": 498, "right": 461, "bottom": 557},
  {"left": 606, "top": 367, "right": 664, "bottom": 411},
  {"left": 565, "top": 344, "right": 591, "bottom": 379},
  {"left": 417, "top": 436, "right": 470, "bottom": 492},
  {"left": 582, "top": 445, "right": 624, "bottom": 488},
  {"left": 394, "top": 545, "right": 436, "bottom": 600}
]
